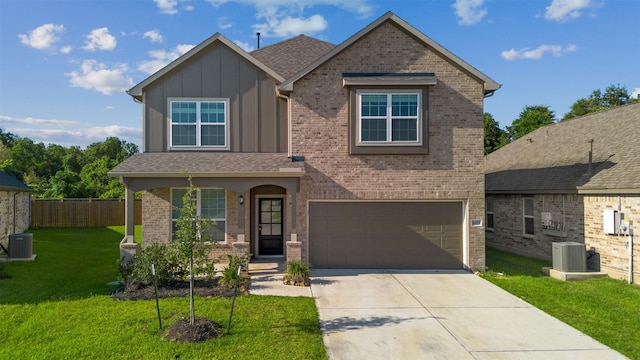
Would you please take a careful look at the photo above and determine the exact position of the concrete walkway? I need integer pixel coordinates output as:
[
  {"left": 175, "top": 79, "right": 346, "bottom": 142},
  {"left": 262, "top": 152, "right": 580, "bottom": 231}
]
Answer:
[{"left": 248, "top": 263, "right": 627, "bottom": 359}]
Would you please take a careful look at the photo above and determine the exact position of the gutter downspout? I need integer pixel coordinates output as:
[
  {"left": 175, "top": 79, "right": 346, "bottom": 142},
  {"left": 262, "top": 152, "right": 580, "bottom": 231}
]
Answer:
[{"left": 276, "top": 89, "right": 292, "bottom": 158}]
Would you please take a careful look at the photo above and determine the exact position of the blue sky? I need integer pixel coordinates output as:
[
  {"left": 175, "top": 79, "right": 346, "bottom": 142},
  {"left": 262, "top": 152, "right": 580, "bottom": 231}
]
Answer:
[{"left": 1, "top": 0, "right": 638, "bottom": 148}]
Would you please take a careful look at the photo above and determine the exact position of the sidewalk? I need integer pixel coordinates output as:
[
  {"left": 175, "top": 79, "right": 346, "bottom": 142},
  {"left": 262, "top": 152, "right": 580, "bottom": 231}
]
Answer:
[{"left": 248, "top": 259, "right": 312, "bottom": 297}]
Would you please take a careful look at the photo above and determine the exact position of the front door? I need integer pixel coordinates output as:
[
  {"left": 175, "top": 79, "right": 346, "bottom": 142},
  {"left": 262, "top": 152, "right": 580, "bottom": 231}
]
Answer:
[{"left": 259, "top": 198, "right": 283, "bottom": 256}]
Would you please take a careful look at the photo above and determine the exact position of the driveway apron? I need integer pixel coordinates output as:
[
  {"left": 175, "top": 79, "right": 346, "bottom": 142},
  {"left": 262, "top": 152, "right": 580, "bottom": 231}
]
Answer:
[{"left": 311, "top": 269, "right": 627, "bottom": 360}]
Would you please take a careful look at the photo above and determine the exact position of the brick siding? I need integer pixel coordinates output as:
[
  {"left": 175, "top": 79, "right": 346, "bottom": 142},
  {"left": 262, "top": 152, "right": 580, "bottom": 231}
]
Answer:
[{"left": 290, "top": 22, "right": 487, "bottom": 270}]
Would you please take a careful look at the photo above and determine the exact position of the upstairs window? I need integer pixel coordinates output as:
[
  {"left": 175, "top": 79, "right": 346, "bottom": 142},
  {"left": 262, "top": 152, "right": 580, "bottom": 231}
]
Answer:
[
  {"left": 169, "top": 99, "right": 228, "bottom": 148},
  {"left": 358, "top": 92, "right": 420, "bottom": 144}
]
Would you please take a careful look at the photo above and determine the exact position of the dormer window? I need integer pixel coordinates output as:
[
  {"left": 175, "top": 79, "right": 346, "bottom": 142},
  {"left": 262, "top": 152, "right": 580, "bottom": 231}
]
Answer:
[{"left": 169, "top": 98, "right": 229, "bottom": 149}]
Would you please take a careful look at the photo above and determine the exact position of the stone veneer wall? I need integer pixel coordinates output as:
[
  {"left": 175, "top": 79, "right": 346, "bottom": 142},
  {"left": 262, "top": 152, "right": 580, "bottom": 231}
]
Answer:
[
  {"left": 289, "top": 22, "right": 487, "bottom": 269},
  {"left": 486, "top": 194, "right": 585, "bottom": 259},
  {"left": 486, "top": 193, "right": 639, "bottom": 284},
  {"left": 0, "top": 191, "right": 30, "bottom": 245},
  {"left": 141, "top": 187, "right": 239, "bottom": 261},
  {"left": 583, "top": 195, "right": 639, "bottom": 284}
]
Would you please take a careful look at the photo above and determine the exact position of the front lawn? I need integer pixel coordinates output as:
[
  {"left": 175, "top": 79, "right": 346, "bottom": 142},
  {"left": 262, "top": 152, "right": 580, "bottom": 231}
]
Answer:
[
  {"left": 483, "top": 247, "right": 640, "bottom": 359},
  {"left": 0, "top": 227, "right": 326, "bottom": 359}
]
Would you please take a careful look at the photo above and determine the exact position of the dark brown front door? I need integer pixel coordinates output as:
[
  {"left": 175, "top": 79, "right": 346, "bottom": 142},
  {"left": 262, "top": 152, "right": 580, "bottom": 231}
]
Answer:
[{"left": 259, "top": 198, "right": 283, "bottom": 256}]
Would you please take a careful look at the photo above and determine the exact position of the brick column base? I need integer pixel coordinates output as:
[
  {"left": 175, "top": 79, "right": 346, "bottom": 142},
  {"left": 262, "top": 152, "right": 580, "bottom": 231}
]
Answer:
[
  {"left": 232, "top": 242, "right": 250, "bottom": 257},
  {"left": 286, "top": 241, "right": 302, "bottom": 262}
]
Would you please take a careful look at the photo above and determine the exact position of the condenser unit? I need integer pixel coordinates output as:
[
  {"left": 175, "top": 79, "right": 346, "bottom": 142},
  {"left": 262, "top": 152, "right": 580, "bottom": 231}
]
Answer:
[
  {"left": 552, "top": 242, "right": 586, "bottom": 272},
  {"left": 8, "top": 233, "right": 33, "bottom": 259}
]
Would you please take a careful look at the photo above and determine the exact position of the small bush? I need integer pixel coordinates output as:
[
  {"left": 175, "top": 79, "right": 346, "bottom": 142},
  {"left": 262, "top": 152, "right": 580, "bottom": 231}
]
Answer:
[
  {"left": 219, "top": 253, "right": 251, "bottom": 288},
  {"left": 117, "top": 242, "right": 217, "bottom": 289},
  {"left": 284, "top": 261, "right": 311, "bottom": 286}
]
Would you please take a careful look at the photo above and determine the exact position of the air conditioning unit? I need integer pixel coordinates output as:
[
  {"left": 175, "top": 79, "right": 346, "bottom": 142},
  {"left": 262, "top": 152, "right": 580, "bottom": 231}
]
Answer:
[
  {"left": 8, "top": 233, "right": 33, "bottom": 259},
  {"left": 552, "top": 242, "right": 586, "bottom": 272}
]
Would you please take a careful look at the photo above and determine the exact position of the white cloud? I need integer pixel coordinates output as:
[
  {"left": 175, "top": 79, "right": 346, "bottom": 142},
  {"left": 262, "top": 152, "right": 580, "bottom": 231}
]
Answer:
[
  {"left": 143, "top": 29, "right": 164, "bottom": 43},
  {"left": 83, "top": 28, "right": 117, "bottom": 51},
  {"left": 0, "top": 115, "right": 142, "bottom": 148},
  {"left": 0, "top": 115, "right": 81, "bottom": 127},
  {"left": 218, "top": 17, "right": 233, "bottom": 30},
  {"left": 632, "top": 88, "right": 640, "bottom": 99},
  {"left": 154, "top": 0, "right": 178, "bottom": 14},
  {"left": 501, "top": 44, "right": 577, "bottom": 60},
  {"left": 254, "top": 14, "right": 328, "bottom": 38},
  {"left": 545, "top": 0, "right": 598, "bottom": 22},
  {"left": 137, "top": 44, "right": 195, "bottom": 74},
  {"left": 154, "top": 0, "right": 194, "bottom": 14},
  {"left": 60, "top": 46, "right": 72, "bottom": 54},
  {"left": 452, "top": 0, "right": 488, "bottom": 26},
  {"left": 233, "top": 40, "right": 255, "bottom": 52},
  {"left": 66, "top": 60, "right": 134, "bottom": 95},
  {"left": 18, "top": 23, "right": 65, "bottom": 50},
  {"left": 206, "top": 0, "right": 374, "bottom": 38}
]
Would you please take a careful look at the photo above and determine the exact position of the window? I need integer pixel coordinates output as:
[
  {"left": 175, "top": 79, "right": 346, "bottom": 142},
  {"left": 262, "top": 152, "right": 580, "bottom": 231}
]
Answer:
[
  {"left": 523, "top": 197, "right": 534, "bottom": 236},
  {"left": 486, "top": 197, "right": 494, "bottom": 230},
  {"left": 169, "top": 99, "right": 228, "bottom": 148},
  {"left": 358, "top": 92, "right": 420, "bottom": 144},
  {"left": 171, "top": 188, "right": 226, "bottom": 242}
]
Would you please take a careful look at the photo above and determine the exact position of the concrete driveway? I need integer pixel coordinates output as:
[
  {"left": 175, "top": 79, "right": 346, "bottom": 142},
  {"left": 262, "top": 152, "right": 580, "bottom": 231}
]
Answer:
[{"left": 311, "top": 269, "right": 627, "bottom": 360}]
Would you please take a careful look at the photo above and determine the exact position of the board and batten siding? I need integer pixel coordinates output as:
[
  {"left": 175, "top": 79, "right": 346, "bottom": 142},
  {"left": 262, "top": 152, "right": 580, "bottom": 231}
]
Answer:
[{"left": 142, "top": 42, "right": 287, "bottom": 153}]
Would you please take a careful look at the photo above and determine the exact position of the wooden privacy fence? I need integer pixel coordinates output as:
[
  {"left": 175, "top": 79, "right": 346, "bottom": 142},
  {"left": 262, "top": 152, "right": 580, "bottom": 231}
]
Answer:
[{"left": 31, "top": 198, "right": 142, "bottom": 228}]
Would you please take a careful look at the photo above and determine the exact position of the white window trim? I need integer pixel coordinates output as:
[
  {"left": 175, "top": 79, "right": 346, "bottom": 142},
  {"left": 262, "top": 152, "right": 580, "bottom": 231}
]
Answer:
[
  {"left": 356, "top": 89, "right": 422, "bottom": 146},
  {"left": 523, "top": 197, "right": 534, "bottom": 236},
  {"left": 171, "top": 187, "right": 227, "bottom": 243},
  {"left": 168, "top": 97, "right": 230, "bottom": 150}
]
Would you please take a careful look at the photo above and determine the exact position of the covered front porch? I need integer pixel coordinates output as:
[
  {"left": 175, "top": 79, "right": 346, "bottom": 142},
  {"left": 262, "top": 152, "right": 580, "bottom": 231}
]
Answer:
[{"left": 108, "top": 152, "right": 305, "bottom": 265}]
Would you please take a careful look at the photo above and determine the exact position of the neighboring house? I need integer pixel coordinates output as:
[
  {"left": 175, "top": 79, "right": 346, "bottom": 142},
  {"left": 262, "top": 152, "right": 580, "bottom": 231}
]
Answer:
[
  {"left": 109, "top": 12, "right": 499, "bottom": 270},
  {"left": 485, "top": 103, "right": 640, "bottom": 284},
  {"left": 0, "top": 172, "right": 32, "bottom": 246}
]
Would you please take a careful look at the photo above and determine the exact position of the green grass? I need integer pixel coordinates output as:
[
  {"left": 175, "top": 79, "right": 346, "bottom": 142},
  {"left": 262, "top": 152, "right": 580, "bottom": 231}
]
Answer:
[
  {"left": 0, "top": 227, "right": 326, "bottom": 359},
  {"left": 483, "top": 247, "right": 640, "bottom": 359}
]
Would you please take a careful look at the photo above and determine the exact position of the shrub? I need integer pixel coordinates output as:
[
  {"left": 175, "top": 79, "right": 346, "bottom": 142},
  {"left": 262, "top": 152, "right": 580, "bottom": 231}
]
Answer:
[
  {"left": 117, "top": 242, "right": 217, "bottom": 289},
  {"left": 219, "top": 253, "right": 251, "bottom": 288},
  {"left": 284, "top": 261, "right": 311, "bottom": 286}
]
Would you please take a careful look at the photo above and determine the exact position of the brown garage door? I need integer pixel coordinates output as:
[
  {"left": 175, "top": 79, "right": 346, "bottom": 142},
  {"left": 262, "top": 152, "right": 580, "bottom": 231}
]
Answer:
[{"left": 309, "top": 201, "right": 463, "bottom": 269}]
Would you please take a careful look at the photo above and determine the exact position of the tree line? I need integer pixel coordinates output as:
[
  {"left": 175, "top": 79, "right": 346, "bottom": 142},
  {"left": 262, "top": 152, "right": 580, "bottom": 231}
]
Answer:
[
  {"left": 484, "top": 84, "right": 639, "bottom": 155},
  {"left": 0, "top": 134, "right": 137, "bottom": 198}
]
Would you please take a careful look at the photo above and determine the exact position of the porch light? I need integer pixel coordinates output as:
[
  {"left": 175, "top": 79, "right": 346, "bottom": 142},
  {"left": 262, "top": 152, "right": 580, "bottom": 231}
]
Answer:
[{"left": 238, "top": 195, "right": 244, "bottom": 205}]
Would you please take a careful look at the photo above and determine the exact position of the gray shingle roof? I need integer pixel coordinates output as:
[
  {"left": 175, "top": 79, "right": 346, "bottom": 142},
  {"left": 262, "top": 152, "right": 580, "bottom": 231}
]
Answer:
[
  {"left": 485, "top": 103, "right": 640, "bottom": 194},
  {"left": 0, "top": 171, "right": 32, "bottom": 192},
  {"left": 109, "top": 152, "right": 304, "bottom": 177},
  {"left": 251, "top": 35, "right": 335, "bottom": 79}
]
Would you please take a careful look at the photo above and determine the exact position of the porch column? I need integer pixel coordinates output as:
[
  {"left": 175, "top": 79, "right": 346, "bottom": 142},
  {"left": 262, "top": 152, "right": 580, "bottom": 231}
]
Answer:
[
  {"left": 237, "top": 191, "right": 245, "bottom": 243},
  {"left": 286, "top": 188, "right": 301, "bottom": 262},
  {"left": 120, "top": 186, "right": 140, "bottom": 264},
  {"left": 124, "top": 187, "right": 135, "bottom": 243}
]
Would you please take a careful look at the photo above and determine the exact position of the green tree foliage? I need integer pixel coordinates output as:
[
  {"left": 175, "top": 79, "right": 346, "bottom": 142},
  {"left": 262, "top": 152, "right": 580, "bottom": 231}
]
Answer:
[
  {"left": 563, "top": 84, "right": 639, "bottom": 120},
  {"left": 507, "top": 105, "right": 555, "bottom": 141},
  {"left": 484, "top": 113, "right": 509, "bottom": 155},
  {"left": 173, "top": 179, "right": 216, "bottom": 325},
  {"left": 0, "top": 132, "right": 138, "bottom": 198}
]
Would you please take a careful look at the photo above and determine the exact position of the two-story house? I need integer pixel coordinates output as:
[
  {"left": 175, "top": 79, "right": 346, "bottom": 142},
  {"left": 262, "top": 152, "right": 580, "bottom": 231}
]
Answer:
[{"left": 109, "top": 12, "right": 500, "bottom": 270}]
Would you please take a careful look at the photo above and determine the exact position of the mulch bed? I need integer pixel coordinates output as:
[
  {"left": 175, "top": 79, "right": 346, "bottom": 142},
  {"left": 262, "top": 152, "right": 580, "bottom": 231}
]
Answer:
[
  {"left": 111, "top": 278, "right": 246, "bottom": 301},
  {"left": 166, "top": 317, "right": 224, "bottom": 342}
]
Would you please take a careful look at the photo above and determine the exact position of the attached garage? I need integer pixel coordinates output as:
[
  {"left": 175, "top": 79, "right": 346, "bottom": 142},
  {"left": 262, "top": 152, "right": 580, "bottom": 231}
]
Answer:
[{"left": 308, "top": 201, "right": 463, "bottom": 269}]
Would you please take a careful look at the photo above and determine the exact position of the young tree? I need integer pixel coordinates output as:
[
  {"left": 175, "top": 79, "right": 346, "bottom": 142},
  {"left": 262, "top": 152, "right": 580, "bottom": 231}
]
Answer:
[
  {"left": 507, "top": 105, "right": 555, "bottom": 141},
  {"left": 173, "top": 178, "right": 215, "bottom": 325},
  {"left": 484, "top": 113, "right": 509, "bottom": 154}
]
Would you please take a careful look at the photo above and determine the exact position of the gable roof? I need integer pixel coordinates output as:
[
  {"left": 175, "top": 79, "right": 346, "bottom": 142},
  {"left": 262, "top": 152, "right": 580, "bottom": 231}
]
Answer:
[
  {"left": 0, "top": 171, "right": 32, "bottom": 192},
  {"left": 127, "top": 33, "right": 285, "bottom": 101},
  {"left": 485, "top": 103, "right": 640, "bottom": 194},
  {"left": 251, "top": 35, "right": 335, "bottom": 79},
  {"left": 278, "top": 11, "right": 500, "bottom": 94}
]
